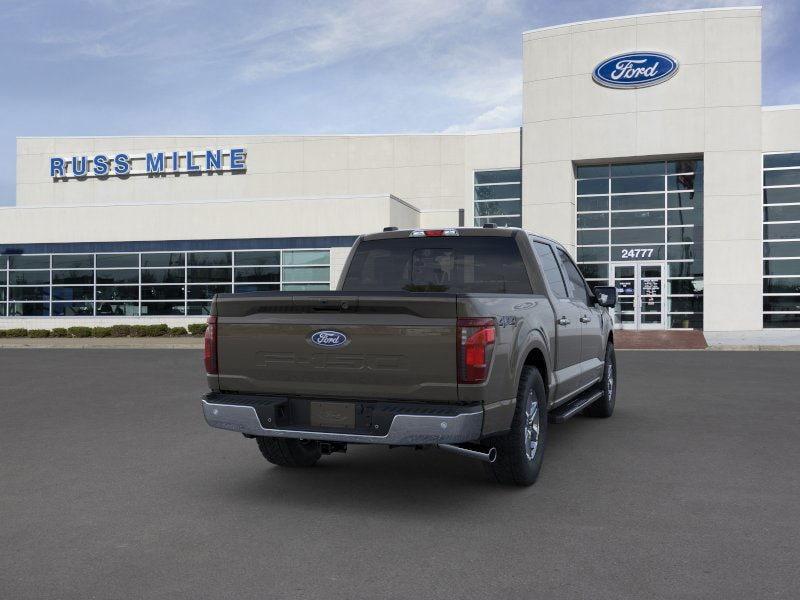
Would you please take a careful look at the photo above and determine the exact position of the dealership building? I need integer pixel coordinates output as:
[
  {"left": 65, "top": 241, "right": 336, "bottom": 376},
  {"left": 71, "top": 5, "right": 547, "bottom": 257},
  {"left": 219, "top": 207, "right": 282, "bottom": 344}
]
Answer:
[{"left": 2, "top": 6, "right": 799, "bottom": 333}]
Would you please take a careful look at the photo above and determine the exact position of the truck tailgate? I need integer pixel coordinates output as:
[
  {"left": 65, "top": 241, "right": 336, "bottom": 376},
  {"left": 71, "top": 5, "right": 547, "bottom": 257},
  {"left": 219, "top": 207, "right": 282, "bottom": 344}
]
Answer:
[{"left": 215, "top": 293, "right": 458, "bottom": 402}]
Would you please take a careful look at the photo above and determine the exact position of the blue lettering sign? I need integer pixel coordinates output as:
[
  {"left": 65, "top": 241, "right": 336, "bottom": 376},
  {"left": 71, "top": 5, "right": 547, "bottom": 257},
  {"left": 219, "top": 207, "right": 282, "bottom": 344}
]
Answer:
[
  {"left": 230, "top": 148, "right": 246, "bottom": 170},
  {"left": 593, "top": 52, "right": 678, "bottom": 89},
  {"left": 93, "top": 154, "right": 109, "bottom": 176},
  {"left": 113, "top": 153, "right": 130, "bottom": 175},
  {"left": 146, "top": 152, "right": 165, "bottom": 173},
  {"left": 50, "top": 158, "right": 65, "bottom": 177},
  {"left": 205, "top": 149, "right": 221, "bottom": 170},
  {"left": 186, "top": 150, "right": 200, "bottom": 172},
  {"left": 48, "top": 148, "right": 246, "bottom": 179},
  {"left": 72, "top": 156, "right": 88, "bottom": 177}
]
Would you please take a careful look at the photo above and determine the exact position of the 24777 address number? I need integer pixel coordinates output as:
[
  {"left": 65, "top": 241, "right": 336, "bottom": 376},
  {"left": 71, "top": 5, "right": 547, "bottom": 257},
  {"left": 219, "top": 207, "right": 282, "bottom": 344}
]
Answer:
[{"left": 619, "top": 247, "right": 655, "bottom": 259}]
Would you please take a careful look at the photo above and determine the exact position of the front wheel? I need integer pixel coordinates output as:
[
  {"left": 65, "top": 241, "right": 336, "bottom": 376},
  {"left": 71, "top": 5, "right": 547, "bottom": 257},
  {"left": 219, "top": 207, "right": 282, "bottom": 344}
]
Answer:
[
  {"left": 486, "top": 366, "right": 548, "bottom": 486},
  {"left": 256, "top": 437, "right": 322, "bottom": 467},
  {"left": 585, "top": 341, "right": 616, "bottom": 418}
]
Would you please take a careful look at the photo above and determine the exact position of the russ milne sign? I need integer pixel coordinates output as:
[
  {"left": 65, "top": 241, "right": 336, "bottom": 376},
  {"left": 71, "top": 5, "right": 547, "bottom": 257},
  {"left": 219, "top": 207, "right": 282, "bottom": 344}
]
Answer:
[
  {"left": 592, "top": 52, "right": 678, "bottom": 89},
  {"left": 50, "top": 148, "right": 246, "bottom": 179}
]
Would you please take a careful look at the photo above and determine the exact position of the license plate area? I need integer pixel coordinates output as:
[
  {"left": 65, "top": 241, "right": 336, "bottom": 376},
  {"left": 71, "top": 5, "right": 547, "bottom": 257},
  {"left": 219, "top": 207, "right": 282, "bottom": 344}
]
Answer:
[{"left": 309, "top": 401, "right": 356, "bottom": 429}]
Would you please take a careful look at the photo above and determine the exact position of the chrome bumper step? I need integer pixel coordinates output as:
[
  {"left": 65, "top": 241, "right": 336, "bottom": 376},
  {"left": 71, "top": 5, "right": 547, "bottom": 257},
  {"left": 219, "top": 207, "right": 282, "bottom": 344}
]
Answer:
[{"left": 202, "top": 399, "right": 484, "bottom": 445}]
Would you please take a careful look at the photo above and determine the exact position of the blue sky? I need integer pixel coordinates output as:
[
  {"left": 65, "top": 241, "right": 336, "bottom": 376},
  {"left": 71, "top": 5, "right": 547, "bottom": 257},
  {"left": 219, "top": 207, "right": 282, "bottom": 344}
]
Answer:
[{"left": 1, "top": 0, "right": 798, "bottom": 206}]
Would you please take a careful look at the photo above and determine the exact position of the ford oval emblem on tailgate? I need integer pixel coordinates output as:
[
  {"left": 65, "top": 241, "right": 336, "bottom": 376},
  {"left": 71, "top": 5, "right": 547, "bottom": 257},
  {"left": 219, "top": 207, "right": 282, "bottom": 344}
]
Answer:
[{"left": 309, "top": 330, "right": 349, "bottom": 348}]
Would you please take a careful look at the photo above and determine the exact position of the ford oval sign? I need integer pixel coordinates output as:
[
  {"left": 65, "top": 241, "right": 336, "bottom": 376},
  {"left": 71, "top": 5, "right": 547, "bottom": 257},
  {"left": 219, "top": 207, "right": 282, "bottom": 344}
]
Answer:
[
  {"left": 593, "top": 52, "right": 678, "bottom": 89},
  {"left": 310, "top": 330, "right": 349, "bottom": 348}
]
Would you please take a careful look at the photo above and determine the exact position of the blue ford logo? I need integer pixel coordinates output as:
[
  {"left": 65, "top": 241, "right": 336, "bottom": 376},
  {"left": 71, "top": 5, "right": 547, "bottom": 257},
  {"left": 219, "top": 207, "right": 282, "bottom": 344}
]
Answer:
[
  {"left": 593, "top": 52, "right": 678, "bottom": 89},
  {"left": 310, "top": 330, "right": 348, "bottom": 348}
]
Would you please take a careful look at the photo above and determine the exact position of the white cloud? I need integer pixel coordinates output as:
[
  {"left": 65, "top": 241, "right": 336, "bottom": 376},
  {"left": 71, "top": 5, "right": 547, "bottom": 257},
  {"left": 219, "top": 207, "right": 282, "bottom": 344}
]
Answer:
[
  {"left": 236, "top": 0, "right": 476, "bottom": 81},
  {"left": 442, "top": 101, "right": 521, "bottom": 132}
]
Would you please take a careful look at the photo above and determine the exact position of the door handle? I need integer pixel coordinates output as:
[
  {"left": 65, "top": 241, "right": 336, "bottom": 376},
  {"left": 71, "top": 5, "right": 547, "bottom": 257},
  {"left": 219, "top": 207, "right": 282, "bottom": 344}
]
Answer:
[
  {"left": 580, "top": 315, "right": 591, "bottom": 323},
  {"left": 558, "top": 316, "right": 571, "bottom": 326}
]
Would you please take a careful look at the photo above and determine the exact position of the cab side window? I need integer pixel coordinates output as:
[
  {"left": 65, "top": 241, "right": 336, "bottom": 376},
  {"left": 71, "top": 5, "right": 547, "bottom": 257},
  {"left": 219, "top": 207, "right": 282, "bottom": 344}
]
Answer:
[
  {"left": 532, "top": 240, "right": 568, "bottom": 299},
  {"left": 556, "top": 248, "right": 590, "bottom": 305}
]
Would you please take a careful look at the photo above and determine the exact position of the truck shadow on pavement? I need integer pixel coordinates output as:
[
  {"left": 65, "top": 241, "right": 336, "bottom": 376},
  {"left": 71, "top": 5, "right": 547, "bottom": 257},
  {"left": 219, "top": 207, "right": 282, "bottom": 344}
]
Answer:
[{"left": 208, "top": 415, "right": 608, "bottom": 514}]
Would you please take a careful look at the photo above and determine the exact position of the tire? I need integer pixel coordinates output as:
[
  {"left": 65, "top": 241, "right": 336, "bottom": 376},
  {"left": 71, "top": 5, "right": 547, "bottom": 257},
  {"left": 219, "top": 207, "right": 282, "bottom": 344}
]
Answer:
[
  {"left": 585, "top": 341, "right": 616, "bottom": 418},
  {"left": 256, "top": 437, "right": 322, "bottom": 467},
  {"left": 486, "top": 366, "right": 548, "bottom": 486}
]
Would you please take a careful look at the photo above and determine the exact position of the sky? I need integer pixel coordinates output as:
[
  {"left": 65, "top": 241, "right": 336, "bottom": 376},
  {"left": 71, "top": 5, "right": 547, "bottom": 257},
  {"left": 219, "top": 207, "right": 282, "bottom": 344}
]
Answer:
[{"left": 1, "top": 0, "right": 799, "bottom": 206}]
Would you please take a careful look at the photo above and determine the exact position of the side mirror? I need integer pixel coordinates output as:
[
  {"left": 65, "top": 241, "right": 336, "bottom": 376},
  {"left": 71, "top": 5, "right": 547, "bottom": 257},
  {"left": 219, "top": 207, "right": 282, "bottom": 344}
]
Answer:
[{"left": 593, "top": 286, "right": 617, "bottom": 308}]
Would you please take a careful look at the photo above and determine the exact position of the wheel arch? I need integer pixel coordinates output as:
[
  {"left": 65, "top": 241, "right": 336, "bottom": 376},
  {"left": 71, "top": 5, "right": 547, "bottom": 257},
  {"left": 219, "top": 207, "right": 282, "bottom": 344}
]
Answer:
[{"left": 517, "top": 335, "right": 553, "bottom": 404}]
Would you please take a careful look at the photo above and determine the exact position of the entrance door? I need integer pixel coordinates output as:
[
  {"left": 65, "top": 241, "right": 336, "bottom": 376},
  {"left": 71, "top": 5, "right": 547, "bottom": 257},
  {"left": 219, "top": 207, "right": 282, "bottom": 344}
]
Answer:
[{"left": 610, "top": 262, "right": 666, "bottom": 330}]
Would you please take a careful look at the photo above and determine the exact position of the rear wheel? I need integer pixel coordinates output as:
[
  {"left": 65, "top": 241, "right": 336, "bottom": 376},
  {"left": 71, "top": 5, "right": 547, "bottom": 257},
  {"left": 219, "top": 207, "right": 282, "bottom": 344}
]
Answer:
[
  {"left": 256, "top": 437, "right": 322, "bottom": 467},
  {"left": 486, "top": 366, "right": 548, "bottom": 486},
  {"left": 585, "top": 341, "right": 616, "bottom": 418}
]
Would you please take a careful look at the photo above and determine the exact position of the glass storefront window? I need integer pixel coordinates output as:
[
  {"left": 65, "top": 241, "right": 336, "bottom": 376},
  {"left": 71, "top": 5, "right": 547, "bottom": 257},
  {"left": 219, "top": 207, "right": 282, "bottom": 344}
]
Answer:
[
  {"left": 96, "top": 269, "right": 138, "bottom": 284},
  {"left": 282, "top": 251, "right": 329, "bottom": 266},
  {"left": 234, "top": 251, "right": 279, "bottom": 266},
  {"left": 234, "top": 267, "right": 280, "bottom": 282},
  {"left": 96, "top": 286, "right": 139, "bottom": 301},
  {"left": 283, "top": 284, "right": 330, "bottom": 291},
  {"left": 10, "top": 287, "right": 50, "bottom": 301},
  {"left": 52, "top": 302, "right": 94, "bottom": 317},
  {"left": 141, "top": 286, "right": 185, "bottom": 301},
  {"left": 9, "top": 302, "right": 49, "bottom": 316},
  {"left": 0, "top": 248, "right": 331, "bottom": 318},
  {"left": 9, "top": 255, "right": 49, "bottom": 269},
  {"left": 577, "top": 158, "right": 704, "bottom": 330},
  {"left": 141, "top": 268, "right": 184, "bottom": 284},
  {"left": 188, "top": 252, "right": 231, "bottom": 266},
  {"left": 53, "top": 286, "right": 94, "bottom": 301},
  {"left": 474, "top": 169, "right": 521, "bottom": 227},
  {"left": 187, "top": 268, "right": 231, "bottom": 283},
  {"left": 282, "top": 266, "right": 329, "bottom": 282},
  {"left": 9, "top": 271, "right": 50, "bottom": 285},
  {"left": 763, "top": 153, "right": 800, "bottom": 328},
  {"left": 187, "top": 285, "right": 232, "bottom": 300},
  {"left": 52, "top": 270, "right": 93, "bottom": 285},
  {"left": 141, "top": 253, "right": 185, "bottom": 268},
  {"left": 96, "top": 254, "right": 137, "bottom": 268},
  {"left": 141, "top": 302, "right": 185, "bottom": 316},
  {"left": 52, "top": 254, "right": 93, "bottom": 269},
  {"left": 96, "top": 302, "right": 138, "bottom": 316}
]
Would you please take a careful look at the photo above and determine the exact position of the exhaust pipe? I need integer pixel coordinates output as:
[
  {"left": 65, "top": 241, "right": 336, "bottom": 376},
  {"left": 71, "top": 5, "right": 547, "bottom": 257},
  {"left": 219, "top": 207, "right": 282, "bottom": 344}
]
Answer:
[{"left": 437, "top": 444, "right": 497, "bottom": 463}]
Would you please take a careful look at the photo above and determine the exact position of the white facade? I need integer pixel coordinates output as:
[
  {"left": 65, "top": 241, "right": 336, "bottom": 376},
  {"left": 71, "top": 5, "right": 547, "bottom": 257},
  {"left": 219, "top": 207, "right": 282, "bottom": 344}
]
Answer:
[{"left": 3, "top": 6, "right": 800, "bottom": 332}]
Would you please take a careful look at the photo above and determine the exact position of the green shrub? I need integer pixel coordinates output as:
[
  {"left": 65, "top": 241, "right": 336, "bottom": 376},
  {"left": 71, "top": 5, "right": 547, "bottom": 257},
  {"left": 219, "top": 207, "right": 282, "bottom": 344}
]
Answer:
[
  {"left": 130, "top": 325, "right": 149, "bottom": 337},
  {"left": 188, "top": 323, "right": 208, "bottom": 336},
  {"left": 167, "top": 326, "right": 188, "bottom": 337},
  {"left": 4, "top": 328, "right": 28, "bottom": 338},
  {"left": 67, "top": 326, "right": 92, "bottom": 338},
  {"left": 51, "top": 328, "right": 69, "bottom": 338},
  {"left": 91, "top": 327, "right": 113, "bottom": 338},
  {"left": 0, "top": 330, "right": 6, "bottom": 338},
  {"left": 145, "top": 324, "right": 169, "bottom": 337},
  {"left": 28, "top": 329, "right": 51, "bottom": 338},
  {"left": 109, "top": 324, "right": 132, "bottom": 337}
]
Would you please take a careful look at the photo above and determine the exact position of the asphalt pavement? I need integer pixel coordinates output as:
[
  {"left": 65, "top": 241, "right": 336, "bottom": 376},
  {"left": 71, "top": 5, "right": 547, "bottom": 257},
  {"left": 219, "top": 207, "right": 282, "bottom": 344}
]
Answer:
[{"left": 1, "top": 349, "right": 798, "bottom": 599}]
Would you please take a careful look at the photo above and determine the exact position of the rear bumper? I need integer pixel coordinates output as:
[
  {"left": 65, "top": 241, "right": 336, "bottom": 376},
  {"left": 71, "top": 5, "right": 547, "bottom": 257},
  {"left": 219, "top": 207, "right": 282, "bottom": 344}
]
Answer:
[{"left": 202, "top": 393, "right": 483, "bottom": 445}]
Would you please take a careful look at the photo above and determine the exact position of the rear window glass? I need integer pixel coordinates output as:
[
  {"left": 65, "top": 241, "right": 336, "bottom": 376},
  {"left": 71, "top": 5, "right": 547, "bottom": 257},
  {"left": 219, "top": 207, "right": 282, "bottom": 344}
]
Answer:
[{"left": 342, "top": 236, "right": 532, "bottom": 294}]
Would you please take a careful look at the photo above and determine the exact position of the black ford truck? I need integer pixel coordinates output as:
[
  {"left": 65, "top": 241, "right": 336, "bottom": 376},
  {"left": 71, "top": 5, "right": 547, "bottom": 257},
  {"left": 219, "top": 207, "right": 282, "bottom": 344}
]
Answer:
[{"left": 202, "top": 227, "right": 617, "bottom": 486}]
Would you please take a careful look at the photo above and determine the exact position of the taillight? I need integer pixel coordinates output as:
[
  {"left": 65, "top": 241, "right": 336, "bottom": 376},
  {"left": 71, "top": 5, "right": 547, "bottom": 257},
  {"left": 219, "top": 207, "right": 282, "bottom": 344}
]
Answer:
[
  {"left": 457, "top": 317, "right": 496, "bottom": 384},
  {"left": 204, "top": 315, "right": 218, "bottom": 374}
]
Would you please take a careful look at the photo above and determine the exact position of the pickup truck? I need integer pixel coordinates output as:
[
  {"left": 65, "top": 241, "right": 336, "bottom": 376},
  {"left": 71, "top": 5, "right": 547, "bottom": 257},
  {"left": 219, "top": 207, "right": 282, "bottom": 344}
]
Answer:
[{"left": 202, "top": 226, "right": 618, "bottom": 486}]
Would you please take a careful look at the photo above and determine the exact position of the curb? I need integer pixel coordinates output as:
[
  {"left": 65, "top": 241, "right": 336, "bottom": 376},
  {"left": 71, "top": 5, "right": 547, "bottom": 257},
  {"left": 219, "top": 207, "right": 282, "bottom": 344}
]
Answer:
[
  {"left": 0, "top": 338, "right": 204, "bottom": 349},
  {"left": 617, "top": 345, "right": 800, "bottom": 351},
  {"left": 707, "top": 345, "right": 800, "bottom": 351}
]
